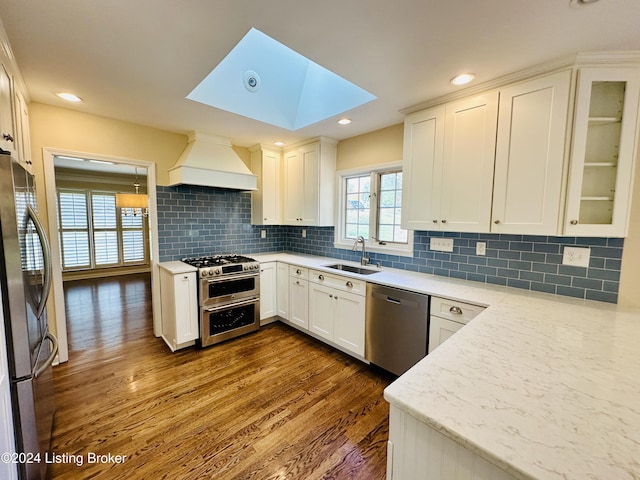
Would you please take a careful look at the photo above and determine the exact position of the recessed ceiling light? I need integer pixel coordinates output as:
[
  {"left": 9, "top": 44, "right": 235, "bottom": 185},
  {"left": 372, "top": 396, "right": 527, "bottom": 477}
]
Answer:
[
  {"left": 56, "top": 92, "right": 82, "bottom": 102},
  {"left": 338, "top": 118, "right": 352, "bottom": 125},
  {"left": 274, "top": 141, "right": 284, "bottom": 147},
  {"left": 450, "top": 73, "right": 476, "bottom": 86}
]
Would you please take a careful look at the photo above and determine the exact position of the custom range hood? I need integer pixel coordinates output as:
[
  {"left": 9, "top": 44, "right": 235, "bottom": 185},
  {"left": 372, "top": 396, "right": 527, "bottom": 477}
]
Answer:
[{"left": 168, "top": 132, "right": 257, "bottom": 190}]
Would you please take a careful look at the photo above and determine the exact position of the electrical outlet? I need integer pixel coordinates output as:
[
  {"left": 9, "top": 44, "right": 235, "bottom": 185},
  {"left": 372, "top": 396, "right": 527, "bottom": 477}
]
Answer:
[
  {"left": 261, "top": 230, "right": 266, "bottom": 239},
  {"left": 302, "top": 229, "right": 306, "bottom": 238},
  {"left": 562, "top": 246, "right": 590, "bottom": 267},
  {"left": 476, "top": 241, "right": 486, "bottom": 256},
  {"left": 430, "top": 238, "right": 454, "bottom": 252}
]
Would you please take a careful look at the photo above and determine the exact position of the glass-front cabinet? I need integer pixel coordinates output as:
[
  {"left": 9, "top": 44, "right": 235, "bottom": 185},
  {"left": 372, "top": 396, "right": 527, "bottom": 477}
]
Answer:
[{"left": 565, "top": 68, "right": 640, "bottom": 237}]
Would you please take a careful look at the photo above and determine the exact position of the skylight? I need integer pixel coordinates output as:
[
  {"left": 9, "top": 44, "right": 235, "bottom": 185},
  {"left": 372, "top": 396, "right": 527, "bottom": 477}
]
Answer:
[{"left": 187, "top": 28, "right": 377, "bottom": 130}]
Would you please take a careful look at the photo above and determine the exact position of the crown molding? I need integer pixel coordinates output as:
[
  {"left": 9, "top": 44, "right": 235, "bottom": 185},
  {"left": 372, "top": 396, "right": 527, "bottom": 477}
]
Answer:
[{"left": 400, "top": 50, "right": 640, "bottom": 116}]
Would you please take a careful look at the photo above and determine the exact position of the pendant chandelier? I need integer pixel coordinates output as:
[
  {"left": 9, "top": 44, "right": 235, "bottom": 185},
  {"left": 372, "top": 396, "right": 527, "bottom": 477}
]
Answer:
[{"left": 115, "top": 168, "right": 148, "bottom": 216}]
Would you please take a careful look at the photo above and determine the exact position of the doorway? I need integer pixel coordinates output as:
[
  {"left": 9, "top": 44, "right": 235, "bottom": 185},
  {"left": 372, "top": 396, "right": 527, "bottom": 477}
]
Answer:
[{"left": 42, "top": 148, "right": 161, "bottom": 364}]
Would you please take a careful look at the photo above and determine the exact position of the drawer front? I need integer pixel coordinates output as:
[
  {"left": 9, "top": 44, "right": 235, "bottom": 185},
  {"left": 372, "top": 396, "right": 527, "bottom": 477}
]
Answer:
[
  {"left": 430, "top": 297, "right": 484, "bottom": 325},
  {"left": 289, "top": 265, "right": 308, "bottom": 280},
  {"left": 309, "top": 269, "right": 366, "bottom": 296}
]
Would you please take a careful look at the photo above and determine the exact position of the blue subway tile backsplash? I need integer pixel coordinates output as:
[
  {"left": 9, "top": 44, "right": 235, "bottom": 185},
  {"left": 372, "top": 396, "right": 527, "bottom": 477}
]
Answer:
[{"left": 156, "top": 185, "right": 623, "bottom": 303}]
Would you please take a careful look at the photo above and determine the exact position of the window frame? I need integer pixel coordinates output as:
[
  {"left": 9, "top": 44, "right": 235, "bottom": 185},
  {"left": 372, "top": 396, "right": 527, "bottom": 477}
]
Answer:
[
  {"left": 57, "top": 188, "right": 149, "bottom": 272},
  {"left": 334, "top": 162, "right": 414, "bottom": 257}
]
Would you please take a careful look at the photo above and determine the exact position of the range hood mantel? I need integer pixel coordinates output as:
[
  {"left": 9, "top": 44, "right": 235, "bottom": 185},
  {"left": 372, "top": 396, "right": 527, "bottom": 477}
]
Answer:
[{"left": 168, "top": 132, "right": 257, "bottom": 190}]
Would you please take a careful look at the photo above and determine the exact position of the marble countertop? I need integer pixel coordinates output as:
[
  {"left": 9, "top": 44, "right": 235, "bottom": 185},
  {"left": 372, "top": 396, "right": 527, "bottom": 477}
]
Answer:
[{"left": 253, "top": 253, "right": 640, "bottom": 480}]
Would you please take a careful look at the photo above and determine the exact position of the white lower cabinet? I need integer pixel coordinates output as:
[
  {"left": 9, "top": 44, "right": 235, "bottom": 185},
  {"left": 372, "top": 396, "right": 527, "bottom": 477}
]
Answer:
[
  {"left": 387, "top": 405, "right": 517, "bottom": 480},
  {"left": 259, "top": 262, "right": 278, "bottom": 324},
  {"left": 159, "top": 262, "right": 199, "bottom": 351},
  {"left": 289, "top": 266, "right": 309, "bottom": 330},
  {"left": 308, "top": 270, "right": 366, "bottom": 357},
  {"left": 428, "top": 297, "right": 484, "bottom": 353},
  {"left": 276, "top": 262, "right": 289, "bottom": 320}
]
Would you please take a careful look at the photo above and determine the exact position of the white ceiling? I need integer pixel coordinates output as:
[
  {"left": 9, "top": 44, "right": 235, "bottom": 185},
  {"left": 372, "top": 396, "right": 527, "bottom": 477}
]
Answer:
[{"left": 1, "top": 0, "right": 639, "bottom": 148}]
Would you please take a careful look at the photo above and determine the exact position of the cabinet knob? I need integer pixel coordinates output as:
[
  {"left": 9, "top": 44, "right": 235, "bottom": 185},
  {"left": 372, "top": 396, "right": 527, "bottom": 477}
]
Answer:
[
  {"left": 329, "top": 294, "right": 333, "bottom": 298},
  {"left": 570, "top": 220, "right": 578, "bottom": 225},
  {"left": 183, "top": 275, "right": 189, "bottom": 279},
  {"left": 346, "top": 281, "right": 353, "bottom": 288},
  {"left": 2, "top": 133, "right": 14, "bottom": 142},
  {"left": 441, "top": 219, "right": 447, "bottom": 224},
  {"left": 318, "top": 274, "right": 324, "bottom": 280},
  {"left": 264, "top": 217, "right": 267, "bottom": 220},
  {"left": 494, "top": 220, "right": 500, "bottom": 224},
  {"left": 449, "top": 306, "right": 463, "bottom": 315},
  {"left": 432, "top": 219, "right": 438, "bottom": 224},
  {"left": 296, "top": 269, "right": 301, "bottom": 274}
]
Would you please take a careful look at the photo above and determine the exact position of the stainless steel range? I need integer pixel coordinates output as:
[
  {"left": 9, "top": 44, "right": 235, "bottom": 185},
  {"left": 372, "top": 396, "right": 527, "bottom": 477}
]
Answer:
[{"left": 181, "top": 254, "right": 260, "bottom": 347}]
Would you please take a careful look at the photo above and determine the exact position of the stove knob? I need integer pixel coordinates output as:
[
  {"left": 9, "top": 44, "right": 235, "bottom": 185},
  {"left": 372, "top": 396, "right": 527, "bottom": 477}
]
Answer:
[
  {"left": 208, "top": 268, "right": 214, "bottom": 276},
  {"left": 201, "top": 270, "right": 207, "bottom": 278},
  {"left": 253, "top": 264, "right": 258, "bottom": 270},
  {"left": 215, "top": 268, "right": 221, "bottom": 275}
]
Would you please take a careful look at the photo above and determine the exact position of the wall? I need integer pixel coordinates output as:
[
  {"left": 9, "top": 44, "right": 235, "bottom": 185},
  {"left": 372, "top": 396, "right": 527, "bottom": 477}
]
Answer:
[
  {"left": 336, "top": 123, "right": 404, "bottom": 170},
  {"left": 29, "top": 103, "right": 188, "bottom": 186},
  {"left": 618, "top": 147, "right": 640, "bottom": 307},
  {"left": 157, "top": 186, "right": 285, "bottom": 261}
]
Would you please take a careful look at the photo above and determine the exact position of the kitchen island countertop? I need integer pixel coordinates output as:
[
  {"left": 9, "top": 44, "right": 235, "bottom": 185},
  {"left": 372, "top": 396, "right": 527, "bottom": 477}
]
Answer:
[{"left": 253, "top": 252, "right": 640, "bottom": 480}]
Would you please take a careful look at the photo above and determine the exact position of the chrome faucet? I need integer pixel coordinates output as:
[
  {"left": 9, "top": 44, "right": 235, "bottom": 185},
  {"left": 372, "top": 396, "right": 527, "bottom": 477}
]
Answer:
[{"left": 352, "top": 235, "right": 370, "bottom": 266}]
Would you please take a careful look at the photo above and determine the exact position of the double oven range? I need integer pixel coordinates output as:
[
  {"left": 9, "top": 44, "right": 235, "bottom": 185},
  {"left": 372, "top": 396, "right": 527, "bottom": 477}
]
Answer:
[{"left": 181, "top": 254, "right": 260, "bottom": 347}]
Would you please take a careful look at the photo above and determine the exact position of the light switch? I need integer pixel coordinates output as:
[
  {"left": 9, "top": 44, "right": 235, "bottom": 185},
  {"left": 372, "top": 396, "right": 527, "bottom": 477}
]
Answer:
[
  {"left": 430, "top": 238, "right": 454, "bottom": 252},
  {"left": 476, "top": 242, "right": 486, "bottom": 256},
  {"left": 261, "top": 230, "right": 266, "bottom": 239}
]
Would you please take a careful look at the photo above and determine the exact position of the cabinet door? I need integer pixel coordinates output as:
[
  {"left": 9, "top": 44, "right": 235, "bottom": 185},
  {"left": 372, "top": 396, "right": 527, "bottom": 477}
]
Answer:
[
  {"left": 283, "top": 150, "right": 304, "bottom": 224},
  {"left": 401, "top": 106, "right": 445, "bottom": 231},
  {"left": 308, "top": 282, "right": 335, "bottom": 341},
  {"left": 300, "top": 143, "right": 320, "bottom": 225},
  {"left": 428, "top": 316, "right": 465, "bottom": 353},
  {"left": 289, "top": 277, "right": 309, "bottom": 329},
  {"left": 492, "top": 70, "right": 571, "bottom": 234},
  {"left": 259, "top": 262, "right": 277, "bottom": 321},
  {"left": 333, "top": 291, "right": 365, "bottom": 357},
  {"left": 565, "top": 68, "right": 640, "bottom": 237},
  {"left": 276, "top": 262, "right": 289, "bottom": 320},
  {"left": 0, "top": 64, "right": 15, "bottom": 155},
  {"left": 440, "top": 92, "right": 498, "bottom": 232},
  {"left": 175, "top": 272, "right": 198, "bottom": 345},
  {"left": 14, "top": 91, "right": 31, "bottom": 172},
  {"left": 262, "top": 150, "right": 281, "bottom": 224}
]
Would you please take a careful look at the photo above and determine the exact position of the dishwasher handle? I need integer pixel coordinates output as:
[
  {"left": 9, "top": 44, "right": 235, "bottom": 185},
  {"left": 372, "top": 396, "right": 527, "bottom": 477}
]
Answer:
[{"left": 386, "top": 296, "right": 401, "bottom": 305}]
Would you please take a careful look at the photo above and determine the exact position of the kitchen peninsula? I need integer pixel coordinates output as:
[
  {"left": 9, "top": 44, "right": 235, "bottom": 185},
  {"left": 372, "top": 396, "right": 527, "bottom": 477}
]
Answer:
[{"left": 254, "top": 253, "right": 640, "bottom": 480}]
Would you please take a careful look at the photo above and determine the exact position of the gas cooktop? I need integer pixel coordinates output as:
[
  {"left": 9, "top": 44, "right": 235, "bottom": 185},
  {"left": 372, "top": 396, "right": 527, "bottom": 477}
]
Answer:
[{"left": 181, "top": 254, "right": 260, "bottom": 277}]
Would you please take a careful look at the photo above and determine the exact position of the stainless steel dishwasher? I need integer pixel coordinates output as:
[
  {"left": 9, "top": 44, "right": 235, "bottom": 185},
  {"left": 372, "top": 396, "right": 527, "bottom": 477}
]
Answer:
[{"left": 365, "top": 283, "right": 429, "bottom": 376}]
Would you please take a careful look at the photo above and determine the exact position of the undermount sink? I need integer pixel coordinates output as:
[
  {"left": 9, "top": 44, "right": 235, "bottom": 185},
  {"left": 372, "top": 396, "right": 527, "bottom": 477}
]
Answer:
[{"left": 325, "top": 264, "right": 380, "bottom": 275}]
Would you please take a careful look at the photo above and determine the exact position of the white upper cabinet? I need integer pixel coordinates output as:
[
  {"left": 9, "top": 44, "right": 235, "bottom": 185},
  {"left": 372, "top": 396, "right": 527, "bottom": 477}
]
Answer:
[
  {"left": 564, "top": 67, "right": 640, "bottom": 237},
  {"left": 402, "top": 93, "right": 498, "bottom": 233},
  {"left": 0, "top": 63, "right": 16, "bottom": 156},
  {"left": 283, "top": 138, "right": 336, "bottom": 226},
  {"left": 250, "top": 145, "right": 281, "bottom": 225},
  {"left": 440, "top": 92, "right": 498, "bottom": 232},
  {"left": 401, "top": 106, "right": 445, "bottom": 231},
  {"left": 491, "top": 70, "right": 571, "bottom": 234}
]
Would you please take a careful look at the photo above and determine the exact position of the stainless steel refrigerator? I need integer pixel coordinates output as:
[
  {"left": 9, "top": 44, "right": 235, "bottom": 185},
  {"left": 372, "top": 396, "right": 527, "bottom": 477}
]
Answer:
[{"left": 0, "top": 153, "right": 56, "bottom": 479}]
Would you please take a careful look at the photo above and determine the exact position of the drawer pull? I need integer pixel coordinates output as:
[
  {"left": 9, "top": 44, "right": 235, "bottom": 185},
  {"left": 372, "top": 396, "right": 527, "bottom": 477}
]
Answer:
[
  {"left": 449, "top": 306, "right": 463, "bottom": 315},
  {"left": 296, "top": 269, "right": 302, "bottom": 275},
  {"left": 318, "top": 274, "right": 324, "bottom": 281},
  {"left": 346, "top": 281, "right": 353, "bottom": 288}
]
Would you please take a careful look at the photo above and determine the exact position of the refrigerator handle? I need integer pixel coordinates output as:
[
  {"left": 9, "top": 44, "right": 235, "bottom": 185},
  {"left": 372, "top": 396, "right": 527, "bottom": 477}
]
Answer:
[
  {"left": 34, "top": 332, "right": 58, "bottom": 378},
  {"left": 27, "top": 204, "right": 53, "bottom": 319}
]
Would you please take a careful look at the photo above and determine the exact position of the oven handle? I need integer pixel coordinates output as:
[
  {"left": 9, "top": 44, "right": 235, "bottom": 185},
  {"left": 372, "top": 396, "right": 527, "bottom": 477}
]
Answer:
[
  {"left": 204, "top": 272, "right": 259, "bottom": 284},
  {"left": 203, "top": 297, "right": 259, "bottom": 312}
]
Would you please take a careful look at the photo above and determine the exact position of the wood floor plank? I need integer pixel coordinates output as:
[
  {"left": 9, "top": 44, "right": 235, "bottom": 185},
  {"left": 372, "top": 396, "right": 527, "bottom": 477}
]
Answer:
[{"left": 47, "top": 274, "right": 394, "bottom": 479}]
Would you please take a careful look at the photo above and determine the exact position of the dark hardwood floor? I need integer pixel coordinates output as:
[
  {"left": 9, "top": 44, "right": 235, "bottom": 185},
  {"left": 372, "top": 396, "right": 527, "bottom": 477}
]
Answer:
[{"left": 49, "top": 273, "right": 394, "bottom": 479}]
